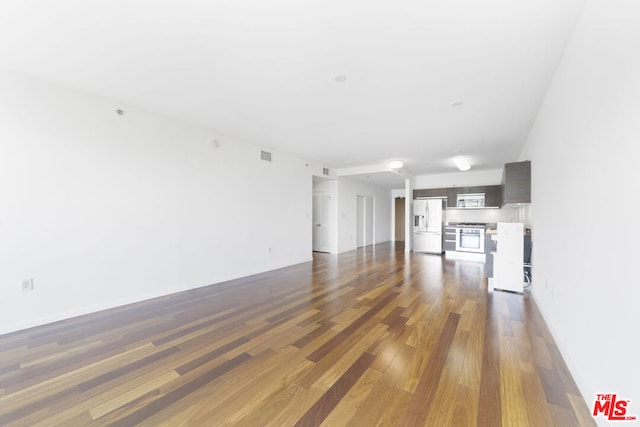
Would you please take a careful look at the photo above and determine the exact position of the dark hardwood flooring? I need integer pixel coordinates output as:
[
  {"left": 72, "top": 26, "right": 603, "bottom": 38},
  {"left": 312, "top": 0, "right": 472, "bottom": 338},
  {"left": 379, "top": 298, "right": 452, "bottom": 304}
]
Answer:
[{"left": 0, "top": 243, "right": 594, "bottom": 426}]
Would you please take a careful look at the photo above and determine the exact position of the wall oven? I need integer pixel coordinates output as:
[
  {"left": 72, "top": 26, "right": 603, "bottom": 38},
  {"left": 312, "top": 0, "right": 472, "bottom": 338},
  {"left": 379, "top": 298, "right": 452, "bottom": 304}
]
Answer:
[{"left": 455, "top": 227, "right": 485, "bottom": 253}]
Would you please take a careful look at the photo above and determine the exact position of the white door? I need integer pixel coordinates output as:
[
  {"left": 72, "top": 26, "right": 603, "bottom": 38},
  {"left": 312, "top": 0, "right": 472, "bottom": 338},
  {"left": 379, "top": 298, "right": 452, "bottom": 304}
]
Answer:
[
  {"left": 313, "top": 193, "right": 331, "bottom": 252},
  {"left": 357, "top": 196, "right": 365, "bottom": 247},
  {"left": 365, "top": 196, "right": 374, "bottom": 246},
  {"left": 357, "top": 195, "right": 374, "bottom": 248}
]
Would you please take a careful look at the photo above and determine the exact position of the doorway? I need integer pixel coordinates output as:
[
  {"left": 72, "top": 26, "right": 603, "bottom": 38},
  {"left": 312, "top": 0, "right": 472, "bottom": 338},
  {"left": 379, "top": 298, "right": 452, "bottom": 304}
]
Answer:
[
  {"left": 394, "top": 197, "right": 405, "bottom": 242},
  {"left": 312, "top": 192, "right": 331, "bottom": 253},
  {"left": 357, "top": 195, "right": 374, "bottom": 248}
]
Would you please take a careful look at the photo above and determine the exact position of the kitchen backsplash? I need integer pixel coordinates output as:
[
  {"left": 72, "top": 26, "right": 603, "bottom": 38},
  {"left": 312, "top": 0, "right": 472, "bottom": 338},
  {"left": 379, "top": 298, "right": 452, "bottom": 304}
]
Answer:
[{"left": 446, "top": 205, "right": 530, "bottom": 227}]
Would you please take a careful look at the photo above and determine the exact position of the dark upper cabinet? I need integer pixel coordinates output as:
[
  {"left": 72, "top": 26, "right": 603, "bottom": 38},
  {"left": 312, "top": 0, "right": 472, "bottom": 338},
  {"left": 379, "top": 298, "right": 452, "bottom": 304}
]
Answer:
[
  {"left": 415, "top": 185, "right": 501, "bottom": 208},
  {"left": 484, "top": 185, "right": 501, "bottom": 208},
  {"left": 413, "top": 188, "right": 448, "bottom": 199},
  {"left": 501, "top": 161, "right": 531, "bottom": 205},
  {"left": 447, "top": 188, "right": 457, "bottom": 208}
]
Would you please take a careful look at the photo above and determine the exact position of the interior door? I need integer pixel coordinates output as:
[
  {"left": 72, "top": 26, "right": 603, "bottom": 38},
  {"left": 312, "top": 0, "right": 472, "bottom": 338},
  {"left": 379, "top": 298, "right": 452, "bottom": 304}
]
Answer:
[
  {"left": 312, "top": 193, "right": 331, "bottom": 252},
  {"left": 364, "top": 196, "right": 374, "bottom": 246},
  {"left": 394, "top": 197, "right": 405, "bottom": 241},
  {"left": 357, "top": 196, "right": 365, "bottom": 247},
  {"left": 357, "top": 195, "right": 374, "bottom": 247}
]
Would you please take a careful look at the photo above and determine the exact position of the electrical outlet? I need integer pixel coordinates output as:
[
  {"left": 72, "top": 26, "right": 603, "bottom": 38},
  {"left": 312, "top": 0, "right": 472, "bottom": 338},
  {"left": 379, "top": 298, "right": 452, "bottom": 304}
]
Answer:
[{"left": 21, "top": 278, "right": 34, "bottom": 292}]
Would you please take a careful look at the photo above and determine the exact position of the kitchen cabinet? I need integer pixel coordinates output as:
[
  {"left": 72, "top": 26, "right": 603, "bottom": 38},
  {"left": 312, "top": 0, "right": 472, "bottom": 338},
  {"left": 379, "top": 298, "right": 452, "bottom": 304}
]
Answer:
[
  {"left": 444, "top": 226, "right": 457, "bottom": 251},
  {"left": 415, "top": 185, "right": 501, "bottom": 209},
  {"left": 484, "top": 232, "right": 496, "bottom": 277},
  {"left": 447, "top": 188, "right": 457, "bottom": 208},
  {"left": 501, "top": 161, "right": 531, "bottom": 205},
  {"left": 413, "top": 188, "right": 448, "bottom": 199},
  {"left": 484, "top": 185, "right": 501, "bottom": 208}
]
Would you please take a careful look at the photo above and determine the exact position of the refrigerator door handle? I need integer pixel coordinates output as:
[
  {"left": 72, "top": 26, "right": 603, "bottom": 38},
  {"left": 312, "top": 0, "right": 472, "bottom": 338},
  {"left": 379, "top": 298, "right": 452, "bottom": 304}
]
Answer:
[{"left": 425, "top": 203, "right": 429, "bottom": 230}]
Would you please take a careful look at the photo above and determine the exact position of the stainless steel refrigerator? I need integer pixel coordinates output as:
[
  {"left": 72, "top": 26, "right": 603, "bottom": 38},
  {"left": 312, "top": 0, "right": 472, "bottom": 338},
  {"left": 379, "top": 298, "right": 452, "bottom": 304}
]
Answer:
[{"left": 413, "top": 198, "right": 445, "bottom": 254}]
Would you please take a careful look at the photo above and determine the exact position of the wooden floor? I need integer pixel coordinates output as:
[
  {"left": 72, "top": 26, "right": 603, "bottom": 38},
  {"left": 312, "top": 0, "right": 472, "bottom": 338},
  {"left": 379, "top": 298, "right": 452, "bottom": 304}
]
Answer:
[{"left": 0, "top": 243, "right": 594, "bottom": 426}]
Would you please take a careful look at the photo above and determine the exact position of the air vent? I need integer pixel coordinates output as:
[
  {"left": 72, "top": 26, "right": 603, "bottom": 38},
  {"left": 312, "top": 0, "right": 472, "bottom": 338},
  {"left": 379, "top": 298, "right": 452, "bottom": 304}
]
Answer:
[
  {"left": 260, "top": 150, "right": 272, "bottom": 162},
  {"left": 323, "top": 167, "right": 330, "bottom": 176}
]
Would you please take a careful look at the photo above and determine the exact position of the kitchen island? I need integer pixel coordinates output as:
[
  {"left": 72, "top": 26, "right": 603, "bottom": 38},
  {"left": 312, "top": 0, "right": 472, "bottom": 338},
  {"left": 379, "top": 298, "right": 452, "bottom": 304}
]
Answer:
[{"left": 486, "top": 223, "right": 529, "bottom": 293}]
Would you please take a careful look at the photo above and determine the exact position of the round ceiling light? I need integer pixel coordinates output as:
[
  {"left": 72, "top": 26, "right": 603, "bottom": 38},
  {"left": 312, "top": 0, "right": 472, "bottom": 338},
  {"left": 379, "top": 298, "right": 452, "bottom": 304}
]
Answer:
[
  {"left": 455, "top": 157, "right": 471, "bottom": 171},
  {"left": 333, "top": 74, "right": 347, "bottom": 83}
]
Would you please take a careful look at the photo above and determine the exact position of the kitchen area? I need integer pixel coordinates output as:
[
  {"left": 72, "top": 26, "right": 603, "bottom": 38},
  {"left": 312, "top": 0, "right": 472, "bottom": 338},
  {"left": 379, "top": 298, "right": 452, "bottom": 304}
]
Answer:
[{"left": 412, "top": 160, "right": 531, "bottom": 293}]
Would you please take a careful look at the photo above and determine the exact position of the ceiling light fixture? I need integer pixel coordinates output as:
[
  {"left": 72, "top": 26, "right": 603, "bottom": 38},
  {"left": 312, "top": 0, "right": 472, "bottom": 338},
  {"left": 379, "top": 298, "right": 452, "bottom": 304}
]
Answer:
[
  {"left": 455, "top": 157, "right": 471, "bottom": 171},
  {"left": 333, "top": 74, "right": 347, "bottom": 83},
  {"left": 388, "top": 160, "right": 404, "bottom": 169},
  {"left": 450, "top": 100, "right": 464, "bottom": 107}
]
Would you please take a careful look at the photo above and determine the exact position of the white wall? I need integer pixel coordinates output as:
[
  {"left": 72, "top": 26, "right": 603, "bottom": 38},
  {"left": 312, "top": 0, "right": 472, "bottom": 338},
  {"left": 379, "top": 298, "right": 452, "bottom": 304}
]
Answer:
[
  {"left": 336, "top": 177, "right": 392, "bottom": 253},
  {"left": 0, "top": 69, "right": 313, "bottom": 334},
  {"left": 414, "top": 169, "right": 502, "bottom": 189},
  {"left": 523, "top": 0, "right": 640, "bottom": 417},
  {"left": 390, "top": 189, "right": 405, "bottom": 199}
]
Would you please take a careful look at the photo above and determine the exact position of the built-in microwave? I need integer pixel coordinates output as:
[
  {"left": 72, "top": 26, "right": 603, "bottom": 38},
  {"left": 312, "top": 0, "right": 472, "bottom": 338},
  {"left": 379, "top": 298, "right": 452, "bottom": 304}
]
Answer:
[{"left": 456, "top": 193, "right": 485, "bottom": 209}]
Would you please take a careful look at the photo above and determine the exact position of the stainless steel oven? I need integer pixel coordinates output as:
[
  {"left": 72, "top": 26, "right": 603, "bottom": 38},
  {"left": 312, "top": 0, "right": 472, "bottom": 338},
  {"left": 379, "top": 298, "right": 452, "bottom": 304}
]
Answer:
[{"left": 455, "top": 227, "right": 485, "bottom": 253}]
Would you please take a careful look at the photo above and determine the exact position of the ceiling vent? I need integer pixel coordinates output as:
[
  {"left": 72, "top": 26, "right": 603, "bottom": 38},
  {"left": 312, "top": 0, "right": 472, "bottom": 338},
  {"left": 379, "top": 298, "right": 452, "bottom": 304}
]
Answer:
[
  {"left": 260, "top": 150, "right": 272, "bottom": 162},
  {"left": 323, "top": 167, "right": 330, "bottom": 176}
]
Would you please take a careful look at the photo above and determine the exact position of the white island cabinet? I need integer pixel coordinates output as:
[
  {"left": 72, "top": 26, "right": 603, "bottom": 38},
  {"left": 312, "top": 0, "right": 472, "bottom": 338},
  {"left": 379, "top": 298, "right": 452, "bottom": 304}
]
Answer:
[{"left": 489, "top": 222, "right": 524, "bottom": 293}]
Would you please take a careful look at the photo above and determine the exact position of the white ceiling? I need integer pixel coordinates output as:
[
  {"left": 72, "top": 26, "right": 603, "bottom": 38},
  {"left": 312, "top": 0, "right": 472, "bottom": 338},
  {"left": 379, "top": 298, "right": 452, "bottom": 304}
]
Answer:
[{"left": 0, "top": 0, "right": 585, "bottom": 180}]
